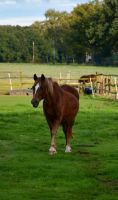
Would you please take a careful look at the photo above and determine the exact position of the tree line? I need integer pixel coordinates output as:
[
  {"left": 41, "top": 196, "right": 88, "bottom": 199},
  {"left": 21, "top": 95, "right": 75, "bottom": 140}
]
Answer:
[{"left": 0, "top": 0, "right": 118, "bottom": 65}]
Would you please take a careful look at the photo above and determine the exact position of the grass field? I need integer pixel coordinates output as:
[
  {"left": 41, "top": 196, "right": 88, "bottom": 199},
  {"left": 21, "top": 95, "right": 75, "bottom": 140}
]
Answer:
[
  {"left": 0, "top": 63, "right": 118, "bottom": 94},
  {"left": 0, "top": 95, "right": 118, "bottom": 200},
  {"left": 0, "top": 63, "right": 118, "bottom": 78}
]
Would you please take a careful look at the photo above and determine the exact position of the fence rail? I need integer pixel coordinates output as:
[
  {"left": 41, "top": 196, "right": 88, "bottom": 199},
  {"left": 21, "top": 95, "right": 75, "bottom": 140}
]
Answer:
[{"left": 0, "top": 71, "right": 118, "bottom": 100}]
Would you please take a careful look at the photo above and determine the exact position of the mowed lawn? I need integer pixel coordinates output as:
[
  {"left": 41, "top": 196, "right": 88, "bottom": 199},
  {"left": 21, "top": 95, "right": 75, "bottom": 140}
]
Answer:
[{"left": 0, "top": 95, "right": 118, "bottom": 200}]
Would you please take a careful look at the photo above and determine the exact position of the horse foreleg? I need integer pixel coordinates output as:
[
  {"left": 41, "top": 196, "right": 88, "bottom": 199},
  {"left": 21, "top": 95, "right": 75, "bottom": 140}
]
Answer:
[
  {"left": 65, "top": 134, "right": 72, "bottom": 152},
  {"left": 49, "top": 121, "right": 60, "bottom": 155}
]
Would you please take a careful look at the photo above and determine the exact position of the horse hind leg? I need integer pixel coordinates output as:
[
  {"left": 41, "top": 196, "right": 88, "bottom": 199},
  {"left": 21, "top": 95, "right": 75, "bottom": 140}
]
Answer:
[{"left": 62, "top": 124, "right": 73, "bottom": 153}]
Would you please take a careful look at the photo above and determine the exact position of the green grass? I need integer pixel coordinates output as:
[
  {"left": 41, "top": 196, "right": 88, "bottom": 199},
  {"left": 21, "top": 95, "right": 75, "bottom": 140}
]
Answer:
[
  {"left": 0, "top": 63, "right": 118, "bottom": 94},
  {"left": 0, "top": 95, "right": 118, "bottom": 200},
  {"left": 0, "top": 63, "right": 118, "bottom": 78}
]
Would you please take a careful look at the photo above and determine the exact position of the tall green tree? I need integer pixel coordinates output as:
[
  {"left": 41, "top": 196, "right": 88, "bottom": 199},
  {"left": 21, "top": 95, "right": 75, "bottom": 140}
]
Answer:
[
  {"left": 102, "top": 0, "right": 118, "bottom": 53},
  {"left": 44, "top": 9, "right": 72, "bottom": 63}
]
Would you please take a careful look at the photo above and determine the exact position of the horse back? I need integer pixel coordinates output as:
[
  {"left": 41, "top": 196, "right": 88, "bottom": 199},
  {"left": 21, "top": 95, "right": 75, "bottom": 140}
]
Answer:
[{"left": 61, "top": 84, "right": 79, "bottom": 100}]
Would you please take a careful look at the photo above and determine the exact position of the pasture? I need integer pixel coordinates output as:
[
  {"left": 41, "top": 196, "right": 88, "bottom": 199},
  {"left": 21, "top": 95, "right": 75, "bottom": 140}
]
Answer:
[
  {"left": 0, "top": 63, "right": 118, "bottom": 78},
  {"left": 0, "top": 95, "right": 118, "bottom": 200},
  {"left": 0, "top": 63, "right": 118, "bottom": 96}
]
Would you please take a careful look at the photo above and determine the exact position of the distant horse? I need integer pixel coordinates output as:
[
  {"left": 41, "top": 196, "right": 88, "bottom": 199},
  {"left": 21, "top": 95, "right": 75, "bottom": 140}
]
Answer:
[
  {"left": 31, "top": 74, "right": 79, "bottom": 155},
  {"left": 79, "top": 74, "right": 97, "bottom": 84}
]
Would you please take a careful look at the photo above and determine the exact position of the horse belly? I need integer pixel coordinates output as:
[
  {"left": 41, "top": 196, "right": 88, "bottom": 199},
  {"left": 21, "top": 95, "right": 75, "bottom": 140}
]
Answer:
[{"left": 62, "top": 97, "right": 79, "bottom": 123}]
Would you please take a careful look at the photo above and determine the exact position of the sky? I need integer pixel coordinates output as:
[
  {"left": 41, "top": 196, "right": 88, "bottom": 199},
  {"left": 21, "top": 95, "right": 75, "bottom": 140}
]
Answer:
[{"left": 0, "top": 0, "right": 90, "bottom": 26}]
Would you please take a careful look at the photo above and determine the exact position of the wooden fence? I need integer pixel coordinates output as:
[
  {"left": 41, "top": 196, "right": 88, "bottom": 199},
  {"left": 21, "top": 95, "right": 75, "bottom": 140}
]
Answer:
[
  {"left": 0, "top": 71, "right": 32, "bottom": 94},
  {"left": 0, "top": 71, "right": 118, "bottom": 100}
]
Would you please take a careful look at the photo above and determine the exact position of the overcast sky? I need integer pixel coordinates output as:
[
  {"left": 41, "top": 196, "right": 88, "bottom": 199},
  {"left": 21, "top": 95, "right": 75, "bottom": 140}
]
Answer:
[{"left": 0, "top": 0, "right": 90, "bottom": 26}]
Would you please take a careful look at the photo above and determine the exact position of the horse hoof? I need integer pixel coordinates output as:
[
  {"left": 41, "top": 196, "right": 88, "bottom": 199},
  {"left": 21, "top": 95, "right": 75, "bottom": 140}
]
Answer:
[
  {"left": 49, "top": 146, "right": 57, "bottom": 155},
  {"left": 49, "top": 151, "right": 57, "bottom": 155},
  {"left": 65, "top": 145, "right": 71, "bottom": 153}
]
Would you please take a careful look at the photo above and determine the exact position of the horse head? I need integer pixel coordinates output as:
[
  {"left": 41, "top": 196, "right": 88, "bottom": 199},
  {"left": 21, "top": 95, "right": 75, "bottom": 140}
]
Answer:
[{"left": 31, "top": 74, "right": 53, "bottom": 108}]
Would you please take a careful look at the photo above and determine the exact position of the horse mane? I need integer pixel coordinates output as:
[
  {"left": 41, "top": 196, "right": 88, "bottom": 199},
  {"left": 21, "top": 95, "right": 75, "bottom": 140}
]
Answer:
[
  {"left": 46, "top": 78, "right": 79, "bottom": 101},
  {"left": 46, "top": 78, "right": 54, "bottom": 96}
]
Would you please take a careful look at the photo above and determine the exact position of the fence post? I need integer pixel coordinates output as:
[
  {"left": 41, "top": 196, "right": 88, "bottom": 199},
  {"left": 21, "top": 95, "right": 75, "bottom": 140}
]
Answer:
[
  {"left": 96, "top": 82, "right": 100, "bottom": 94},
  {"left": 59, "top": 72, "right": 62, "bottom": 85},
  {"left": 114, "top": 77, "right": 118, "bottom": 100},
  {"left": 108, "top": 76, "right": 111, "bottom": 96},
  {"left": 67, "top": 71, "right": 71, "bottom": 84},
  {"left": 90, "top": 77, "right": 94, "bottom": 97},
  {"left": 19, "top": 71, "right": 22, "bottom": 89},
  {"left": 8, "top": 73, "right": 13, "bottom": 91},
  {"left": 104, "top": 77, "right": 107, "bottom": 94}
]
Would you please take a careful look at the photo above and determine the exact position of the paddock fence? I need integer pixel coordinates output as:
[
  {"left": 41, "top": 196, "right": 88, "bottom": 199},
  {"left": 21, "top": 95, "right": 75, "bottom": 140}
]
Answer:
[{"left": 0, "top": 71, "right": 118, "bottom": 100}]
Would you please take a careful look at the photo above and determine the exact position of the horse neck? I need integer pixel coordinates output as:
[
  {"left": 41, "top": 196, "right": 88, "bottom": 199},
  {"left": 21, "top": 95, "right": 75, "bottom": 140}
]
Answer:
[{"left": 45, "top": 81, "right": 62, "bottom": 105}]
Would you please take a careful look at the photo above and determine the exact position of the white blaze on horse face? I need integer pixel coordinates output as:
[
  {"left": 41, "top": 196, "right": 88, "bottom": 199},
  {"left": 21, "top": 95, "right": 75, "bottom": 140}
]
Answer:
[{"left": 35, "top": 83, "right": 40, "bottom": 94}]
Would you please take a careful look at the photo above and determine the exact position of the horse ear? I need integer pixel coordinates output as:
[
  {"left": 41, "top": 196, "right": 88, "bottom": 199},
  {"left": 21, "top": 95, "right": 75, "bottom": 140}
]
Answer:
[
  {"left": 41, "top": 74, "right": 45, "bottom": 81},
  {"left": 34, "top": 74, "right": 38, "bottom": 81}
]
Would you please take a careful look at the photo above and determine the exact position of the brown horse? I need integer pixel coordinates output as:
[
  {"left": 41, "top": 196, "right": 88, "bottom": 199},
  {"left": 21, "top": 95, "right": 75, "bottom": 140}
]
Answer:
[
  {"left": 31, "top": 74, "right": 79, "bottom": 154},
  {"left": 79, "top": 74, "right": 97, "bottom": 84}
]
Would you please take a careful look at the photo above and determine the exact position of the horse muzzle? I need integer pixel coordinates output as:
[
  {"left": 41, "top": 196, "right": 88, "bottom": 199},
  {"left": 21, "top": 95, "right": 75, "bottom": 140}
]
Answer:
[{"left": 31, "top": 99, "right": 39, "bottom": 108}]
